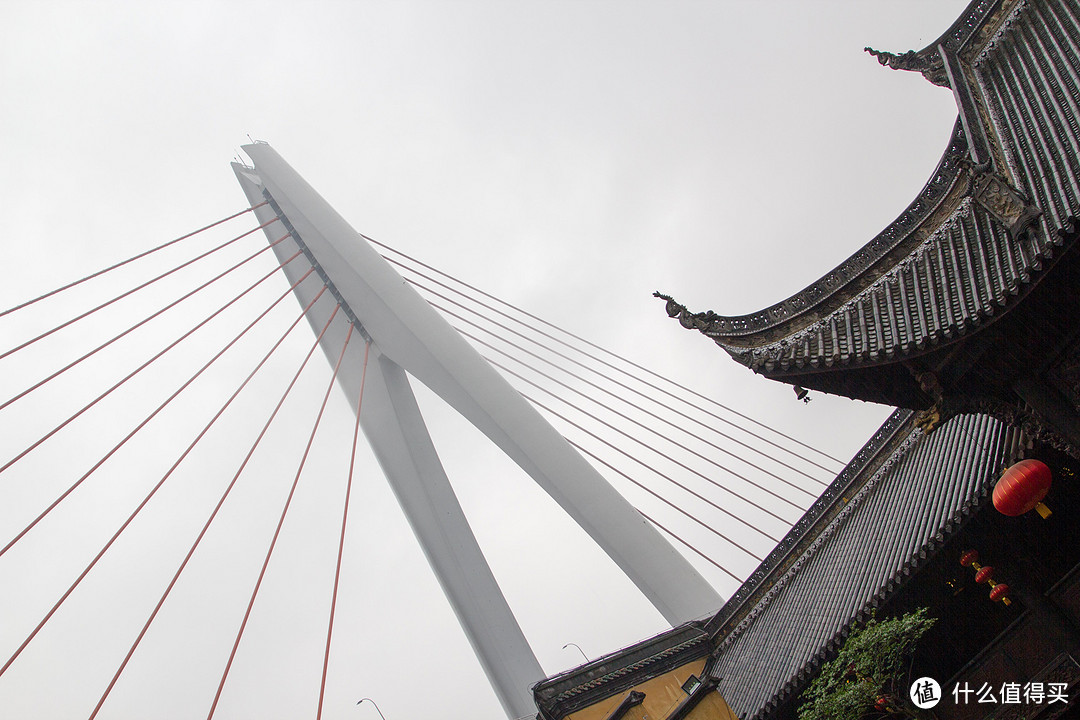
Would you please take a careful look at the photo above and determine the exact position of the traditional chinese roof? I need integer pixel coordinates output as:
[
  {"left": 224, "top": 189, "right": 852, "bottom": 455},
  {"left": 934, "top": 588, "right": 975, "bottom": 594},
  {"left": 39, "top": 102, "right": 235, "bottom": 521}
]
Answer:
[
  {"left": 704, "top": 411, "right": 1023, "bottom": 720},
  {"left": 660, "top": 0, "right": 1080, "bottom": 409}
]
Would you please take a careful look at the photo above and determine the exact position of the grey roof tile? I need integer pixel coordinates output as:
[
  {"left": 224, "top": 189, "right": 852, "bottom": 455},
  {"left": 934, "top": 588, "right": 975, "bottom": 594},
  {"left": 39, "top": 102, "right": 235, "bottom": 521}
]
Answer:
[{"left": 710, "top": 413, "right": 1019, "bottom": 719}]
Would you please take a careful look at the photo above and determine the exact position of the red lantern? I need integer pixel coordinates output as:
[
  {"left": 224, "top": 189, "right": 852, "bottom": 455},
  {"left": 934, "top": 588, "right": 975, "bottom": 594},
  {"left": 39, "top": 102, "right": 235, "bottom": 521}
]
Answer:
[
  {"left": 960, "top": 549, "right": 979, "bottom": 567},
  {"left": 975, "top": 566, "right": 994, "bottom": 584},
  {"left": 989, "top": 583, "right": 1010, "bottom": 603},
  {"left": 994, "top": 460, "right": 1052, "bottom": 518}
]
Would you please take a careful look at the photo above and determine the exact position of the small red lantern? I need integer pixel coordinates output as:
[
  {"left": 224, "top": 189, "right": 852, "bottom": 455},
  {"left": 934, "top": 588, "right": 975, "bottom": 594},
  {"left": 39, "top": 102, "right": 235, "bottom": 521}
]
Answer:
[
  {"left": 958, "top": 550, "right": 1013, "bottom": 606},
  {"left": 994, "top": 460, "right": 1052, "bottom": 518}
]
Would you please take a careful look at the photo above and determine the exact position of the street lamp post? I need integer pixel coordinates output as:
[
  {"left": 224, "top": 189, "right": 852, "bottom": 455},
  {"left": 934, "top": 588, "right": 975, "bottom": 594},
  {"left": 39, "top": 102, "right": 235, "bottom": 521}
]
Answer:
[
  {"left": 357, "top": 697, "right": 387, "bottom": 720},
  {"left": 562, "top": 642, "right": 589, "bottom": 663}
]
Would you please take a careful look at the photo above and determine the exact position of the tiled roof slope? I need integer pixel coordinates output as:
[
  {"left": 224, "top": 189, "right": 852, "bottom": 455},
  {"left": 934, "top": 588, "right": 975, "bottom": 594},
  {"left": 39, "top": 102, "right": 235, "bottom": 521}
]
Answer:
[
  {"left": 661, "top": 0, "right": 1077, "bottom": 379},
  {"left": 714, "top": 195, "right": 1049, "bottom": 374},
  {"left": 708, "top": 412, "right": 1023, "bottom": 720},
  {"left": 974, "top": 0, "right": 1080, "bottom": 245}
]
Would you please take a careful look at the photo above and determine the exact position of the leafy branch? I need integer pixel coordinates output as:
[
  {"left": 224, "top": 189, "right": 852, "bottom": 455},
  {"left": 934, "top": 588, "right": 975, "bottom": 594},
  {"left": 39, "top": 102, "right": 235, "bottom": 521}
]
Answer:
[{"left": 798, "top": 608, "right": 937, "bottom": 720}]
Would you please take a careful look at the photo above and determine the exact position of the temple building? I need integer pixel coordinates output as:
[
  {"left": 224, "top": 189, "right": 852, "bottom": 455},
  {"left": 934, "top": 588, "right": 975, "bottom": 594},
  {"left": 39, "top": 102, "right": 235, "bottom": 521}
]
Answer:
[
  {"left": 535, "top": 1, "right": 1080, "bottom": 718},
  {"left": 533, "top": 622, "right": 738, "bottom": 720}
]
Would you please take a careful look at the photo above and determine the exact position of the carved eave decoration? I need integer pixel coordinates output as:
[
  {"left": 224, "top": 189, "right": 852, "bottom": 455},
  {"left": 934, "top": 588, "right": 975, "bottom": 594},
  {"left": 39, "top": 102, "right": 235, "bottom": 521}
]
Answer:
[{"left": 863, "top": 0, "right": 1010, "bottom": 86}]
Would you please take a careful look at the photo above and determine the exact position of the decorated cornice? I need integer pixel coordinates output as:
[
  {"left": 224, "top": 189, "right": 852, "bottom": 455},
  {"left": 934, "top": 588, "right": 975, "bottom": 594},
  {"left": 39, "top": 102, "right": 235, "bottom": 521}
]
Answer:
[{"left": 533, "top": 623, "right": 711, "bottom": 720}]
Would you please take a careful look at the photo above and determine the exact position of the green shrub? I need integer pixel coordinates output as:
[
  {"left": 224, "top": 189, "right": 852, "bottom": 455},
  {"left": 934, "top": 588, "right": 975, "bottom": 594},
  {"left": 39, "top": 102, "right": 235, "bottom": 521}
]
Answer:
[{"left": 798, "top": 608, "right": 937, "bottom": 720}]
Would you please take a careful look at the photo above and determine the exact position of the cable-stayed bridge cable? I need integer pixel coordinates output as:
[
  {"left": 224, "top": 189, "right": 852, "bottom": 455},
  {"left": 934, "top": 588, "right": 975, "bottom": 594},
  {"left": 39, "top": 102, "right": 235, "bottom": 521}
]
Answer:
[
  {"left": 0, "top": 202, "right": 268, "bottom": 320},
  {"left": 454, "top": 319, "right": 818, "bottom": 505},
  {"left": 0, "top": 248, "right": 307, "bottom": 558},
  {"left": 84, "top": 283, "right": 332, "bottom": 720},
  {"left": 206, "top": 308, "right": 350, "bottom": 720},
  {"left": 317, "top": 340, "right": 371, "bottom": 720},
  {"left": 369, "top": 236, "right": 845, "bottom": 469},
  {"left": 1, "top": 232, "right": 294, "bottom": 413},
  {"left": 566, "top": 438, "right": 763, "bottom": 565},
  {"left": 395, "top": 272, "right": 832, "bottom": 489},
  {"left": 0, "top": 216, "right": 281, "bottom": 363},
  {"left": 485, "top": 353, "right": 807, "bottom": 519},
  {"left": 0, "top": 235, "right": 293, "bottom": 476},
  {"left": 640, "top": 510, "right": 742, "bottom": 583},
  {"left": 0, "top": 262, "right": 317, "bottom": 678},
  {"left": 518, "top": 388, "right": 787, "bottom": 541}
]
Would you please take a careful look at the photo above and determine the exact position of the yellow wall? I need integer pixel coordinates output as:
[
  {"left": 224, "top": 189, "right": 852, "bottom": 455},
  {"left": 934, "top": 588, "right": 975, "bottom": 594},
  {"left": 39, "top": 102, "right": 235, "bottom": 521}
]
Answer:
[{"left": 565, "top": 658, "right": 738, "bottom": 720}]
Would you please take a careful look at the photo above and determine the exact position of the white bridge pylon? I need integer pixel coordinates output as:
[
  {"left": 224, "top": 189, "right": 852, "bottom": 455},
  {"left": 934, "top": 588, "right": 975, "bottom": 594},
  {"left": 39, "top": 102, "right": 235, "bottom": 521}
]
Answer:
[{"left": 232, "top": 143, "right": 723, "bottom": 718}]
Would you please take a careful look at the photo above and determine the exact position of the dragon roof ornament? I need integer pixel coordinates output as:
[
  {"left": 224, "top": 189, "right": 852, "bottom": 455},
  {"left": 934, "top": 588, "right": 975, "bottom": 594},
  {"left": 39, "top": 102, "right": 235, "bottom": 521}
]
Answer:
[{"left": 864, "top": 0, "right": 1004, "bottom": 86}]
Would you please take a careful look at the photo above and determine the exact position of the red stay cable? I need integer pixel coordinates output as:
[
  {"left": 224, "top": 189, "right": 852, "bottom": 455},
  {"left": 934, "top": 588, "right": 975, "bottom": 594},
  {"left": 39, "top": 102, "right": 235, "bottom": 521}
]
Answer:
[
  {"left": 448, "top": 315, "right": 827, "bottom": 493},
  {"left": 317, "top": 340, "right": 371, "bottom": 720},
  {"left": 206, "top": 317, "right": 354, "bottom": 720},
  {"left": 0, "top": 270, "right": 321, "bottom": 681},
  {"left": 566, "top": 438, "right": 764, "bottom": 564},
  {"left": 0, "top": 202, "right": 267, "bottom": 319},
  {"left": 640, "top": 510, "right": 743, "bottom": 583},
  {"left": 0, "top": 236, "right": 293, "bottom": 476},
  {"left": 0, "top": 214, "right": 280, "bottom": 362},
  {"left": 84, "top": 288, "right": 335, "bottom": 720},
  {"left": 372, "top": 238, "right": 845, "bottom": 468},
  {"left": 0, "top": 249, "right": 308, "bottom": 555},
  {"left": 417, "top": 280, "right": 834, "bottom": 488},
  {"left": 469, "top": 329, "right": 815, "bottom": 506},
  {"left": 495, "top": 365, "right": 797, "bottom": 531},
  {"left": 1, "top": 232, "right": 293, "bottom": 413}
]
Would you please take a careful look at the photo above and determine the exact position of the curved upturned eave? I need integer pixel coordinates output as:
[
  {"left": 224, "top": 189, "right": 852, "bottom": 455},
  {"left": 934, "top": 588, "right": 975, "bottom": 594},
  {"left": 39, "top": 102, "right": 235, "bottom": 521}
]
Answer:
[
  {"left": 717, "top": 191, "right": 1069, "bottom": 381},
  {"left": 666, "top": 119, "right": 970, "bottom": 346}
]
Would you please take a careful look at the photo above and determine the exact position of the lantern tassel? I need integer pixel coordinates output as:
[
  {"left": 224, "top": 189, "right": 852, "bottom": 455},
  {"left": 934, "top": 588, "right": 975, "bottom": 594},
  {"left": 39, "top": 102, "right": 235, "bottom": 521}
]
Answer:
[{"left": 1035, "top": 502, "right": 1052, "bottom": 519}]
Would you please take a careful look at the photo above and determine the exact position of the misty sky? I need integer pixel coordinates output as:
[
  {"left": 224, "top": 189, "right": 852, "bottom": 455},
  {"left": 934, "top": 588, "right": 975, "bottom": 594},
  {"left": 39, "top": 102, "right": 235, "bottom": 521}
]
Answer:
[{"left": 1, "top": 2, "right": 969, "bottom": 719}]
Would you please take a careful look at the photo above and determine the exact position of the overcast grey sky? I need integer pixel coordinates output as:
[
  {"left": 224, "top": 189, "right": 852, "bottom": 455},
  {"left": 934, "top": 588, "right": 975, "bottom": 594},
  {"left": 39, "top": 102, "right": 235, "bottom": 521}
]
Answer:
[{"left": 1, "top": 2, "right": 969, "bottom": 718}]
